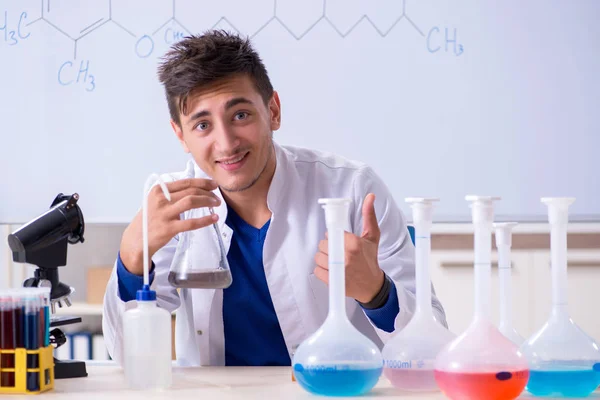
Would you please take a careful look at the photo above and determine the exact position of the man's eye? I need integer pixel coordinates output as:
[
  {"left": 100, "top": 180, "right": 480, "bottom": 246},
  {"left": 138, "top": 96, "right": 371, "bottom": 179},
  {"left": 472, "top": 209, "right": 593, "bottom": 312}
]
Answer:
[
  {"left": 234, "top": 112, "right": 248, "bottom": 120},
  {"left": 197, "top": 122, "right": 209, "bottom": 131}
]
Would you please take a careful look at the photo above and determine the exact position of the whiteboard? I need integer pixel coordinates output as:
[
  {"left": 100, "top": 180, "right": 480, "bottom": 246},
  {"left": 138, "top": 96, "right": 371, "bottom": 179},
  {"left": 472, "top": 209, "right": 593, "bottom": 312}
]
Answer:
[{"left": 1, "top": 0, "right": 599, "bottom": 224}]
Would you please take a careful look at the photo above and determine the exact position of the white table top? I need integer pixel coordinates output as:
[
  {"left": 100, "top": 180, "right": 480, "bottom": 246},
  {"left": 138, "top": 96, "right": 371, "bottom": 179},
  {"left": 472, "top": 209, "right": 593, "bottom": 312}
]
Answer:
[{"left": 4, "top": 364, "right": 599, "bottom": 399}]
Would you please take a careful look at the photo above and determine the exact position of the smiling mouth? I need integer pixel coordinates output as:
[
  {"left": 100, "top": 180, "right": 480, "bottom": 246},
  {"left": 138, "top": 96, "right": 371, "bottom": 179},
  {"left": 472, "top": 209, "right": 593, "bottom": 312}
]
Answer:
[
  {"left": 215, "top": 151, "right": 250, "bottom": 171},
  {"left": 216, "top": 152, "right": 248, "bottom": 164}
]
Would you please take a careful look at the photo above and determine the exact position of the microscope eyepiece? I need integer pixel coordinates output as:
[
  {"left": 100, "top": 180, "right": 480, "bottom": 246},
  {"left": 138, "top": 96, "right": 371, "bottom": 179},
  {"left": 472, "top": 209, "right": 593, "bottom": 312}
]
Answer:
[{"left": 8, "top": 193, "right": 84, "bottom": 261}]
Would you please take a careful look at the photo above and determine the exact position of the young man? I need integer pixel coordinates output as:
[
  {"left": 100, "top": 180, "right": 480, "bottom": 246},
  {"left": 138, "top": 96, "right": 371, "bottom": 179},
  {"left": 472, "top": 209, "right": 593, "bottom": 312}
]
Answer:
[{"left": 102, "top": 30, "right": 447, "bottom": 366}]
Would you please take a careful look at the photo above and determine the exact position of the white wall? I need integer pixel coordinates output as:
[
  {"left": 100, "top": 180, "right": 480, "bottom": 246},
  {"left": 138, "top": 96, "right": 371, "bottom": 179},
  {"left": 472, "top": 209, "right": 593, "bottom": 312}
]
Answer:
[{"left": 1, "top": 0, "right": 599, "bottom": 224}]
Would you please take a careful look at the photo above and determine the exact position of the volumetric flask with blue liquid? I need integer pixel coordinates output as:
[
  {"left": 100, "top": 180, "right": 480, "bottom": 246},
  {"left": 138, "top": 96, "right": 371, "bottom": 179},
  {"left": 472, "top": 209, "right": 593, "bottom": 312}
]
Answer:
[
  {"left": 292, "top": 198, "right": 383, "bottom": 397},
  {"left": 520, "top": 198, "right": 600, "bottom": 397}
]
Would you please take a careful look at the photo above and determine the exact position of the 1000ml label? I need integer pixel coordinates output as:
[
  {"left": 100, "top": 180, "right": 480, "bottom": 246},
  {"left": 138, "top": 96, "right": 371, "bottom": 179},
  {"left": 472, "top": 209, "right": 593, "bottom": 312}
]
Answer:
[
  {"left": 385, "top": 360, "right": 427, "bottom": 369},
  {"left": 299, "top": 365, "right": 350, "bottom": 372}
]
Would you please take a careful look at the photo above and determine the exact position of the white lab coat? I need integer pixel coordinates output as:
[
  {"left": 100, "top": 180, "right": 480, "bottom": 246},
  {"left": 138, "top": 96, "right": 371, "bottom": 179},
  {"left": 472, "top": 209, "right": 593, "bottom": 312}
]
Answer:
[{"left": 102, "top": 142, "right": 447, "bottom": 366}]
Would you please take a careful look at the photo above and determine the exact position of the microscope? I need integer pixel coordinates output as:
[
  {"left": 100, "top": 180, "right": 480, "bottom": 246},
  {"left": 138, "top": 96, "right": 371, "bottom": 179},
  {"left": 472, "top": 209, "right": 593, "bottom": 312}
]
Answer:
[{"left": 7, "top": 193, "right": 88, "bottom": 379}]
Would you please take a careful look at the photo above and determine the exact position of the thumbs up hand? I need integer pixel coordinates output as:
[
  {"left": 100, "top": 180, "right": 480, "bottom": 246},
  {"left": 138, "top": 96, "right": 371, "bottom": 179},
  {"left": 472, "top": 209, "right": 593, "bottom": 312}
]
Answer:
[{"left": 313, "top": 193, "right": 385, "bottom": 304}]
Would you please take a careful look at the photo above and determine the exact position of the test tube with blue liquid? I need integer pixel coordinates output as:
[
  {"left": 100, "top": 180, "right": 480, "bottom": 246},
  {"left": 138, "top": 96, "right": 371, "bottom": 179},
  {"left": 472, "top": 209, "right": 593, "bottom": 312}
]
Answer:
[
  {"left": 39, "top": 288, "right": 50, "bottom": 385},
  {"left": 23, "top": 292, "right": 40, "bottom": 392},
  {"left": 520, "top": 198, "right": 600, "bottom": 397},
  {"left": 292, "top": 198, "right": 383, "bottom": 396}
]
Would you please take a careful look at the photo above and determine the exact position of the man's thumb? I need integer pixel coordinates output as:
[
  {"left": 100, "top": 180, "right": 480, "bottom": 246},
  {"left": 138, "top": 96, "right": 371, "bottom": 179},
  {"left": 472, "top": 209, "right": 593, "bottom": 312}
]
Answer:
[{"left": 361, "top": 193, "right": 380, "bottom": 243}]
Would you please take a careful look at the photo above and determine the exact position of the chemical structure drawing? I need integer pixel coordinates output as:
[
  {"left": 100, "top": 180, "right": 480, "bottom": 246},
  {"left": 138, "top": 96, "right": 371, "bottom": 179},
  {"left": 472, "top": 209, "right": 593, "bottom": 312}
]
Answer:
[{"left": 1, "top": 0, "right": 464, "bottom": 92}]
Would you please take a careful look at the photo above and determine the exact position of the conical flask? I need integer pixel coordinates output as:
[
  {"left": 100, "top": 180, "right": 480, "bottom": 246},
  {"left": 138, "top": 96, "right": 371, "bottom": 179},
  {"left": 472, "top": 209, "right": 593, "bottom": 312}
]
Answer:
[
  {"left": 292, "top": 198, "right": 383, "bottom": 397},
  {"left": 382, "top": 198, "right": 455, "bottom": 391},
  {"left": 520, "top": 197, "right": 600, "bottom": 397},
  {"left": 168, "top": 207, "right": 232, "bottom": 289},
  {"left": 494, "top": 222, "right": 525, "bottom": 346},
  {"left": 434, "top": 196, "right": 530, "bottom": 400}
]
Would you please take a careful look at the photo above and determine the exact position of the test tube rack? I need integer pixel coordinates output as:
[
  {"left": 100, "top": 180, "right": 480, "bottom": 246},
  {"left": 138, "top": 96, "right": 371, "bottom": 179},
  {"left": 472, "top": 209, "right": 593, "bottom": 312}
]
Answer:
[{"left": 0, "top": 346, "right": 54, "bottom": 394}]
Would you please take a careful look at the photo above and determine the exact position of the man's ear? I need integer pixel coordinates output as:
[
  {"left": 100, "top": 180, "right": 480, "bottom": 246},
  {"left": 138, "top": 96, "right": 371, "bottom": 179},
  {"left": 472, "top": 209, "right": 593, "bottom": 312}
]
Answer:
[
  {"left": 171, "top": 120, "right": 190, "bottom": 153},
  {"left": 269, "top": 91, "right": 281, "bottom": 131}
]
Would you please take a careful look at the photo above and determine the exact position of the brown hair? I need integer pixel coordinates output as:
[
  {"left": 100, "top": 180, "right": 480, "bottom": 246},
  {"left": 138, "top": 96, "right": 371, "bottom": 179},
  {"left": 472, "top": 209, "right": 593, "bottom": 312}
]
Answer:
[{"left": 157, "top": 30, "right": 274, "bottom": 126}]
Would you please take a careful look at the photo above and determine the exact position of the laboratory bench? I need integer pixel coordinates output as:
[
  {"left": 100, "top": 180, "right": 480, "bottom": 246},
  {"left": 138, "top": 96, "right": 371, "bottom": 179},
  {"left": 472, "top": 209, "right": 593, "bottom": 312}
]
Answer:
[{"left": 3, "top": 362, "right": 598, "bottom": 399}]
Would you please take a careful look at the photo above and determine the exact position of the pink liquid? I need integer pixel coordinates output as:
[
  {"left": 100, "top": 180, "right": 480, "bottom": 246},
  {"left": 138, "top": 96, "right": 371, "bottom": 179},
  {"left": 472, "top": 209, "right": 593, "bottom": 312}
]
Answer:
[
  {"left": 434, "top": 370, "right": 529, "bottom": 400},
  {"left": 384, "top": 368, "right": 438, "bottom": 391}
]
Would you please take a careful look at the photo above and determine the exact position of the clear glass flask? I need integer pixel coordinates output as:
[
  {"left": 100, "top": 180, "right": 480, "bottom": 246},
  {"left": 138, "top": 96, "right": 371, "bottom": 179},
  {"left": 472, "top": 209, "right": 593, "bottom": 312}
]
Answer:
[
  {"left": 494, "top": 222, "right": 525, "bottom": 346},
  {"left": 434, "top": 196, "right": 530, "bottom": 400},
  {"left": 292, "top": 198, "right": 383, "bottom": 397},
  {"left": 382, "top": 198, "right": 455, "bottom": 391},
  {"left": 520, "top": 197, "right": 600, "bottom": 397},
  {"left": 168, "top": 208, "right": 232, "bottom": 289}
]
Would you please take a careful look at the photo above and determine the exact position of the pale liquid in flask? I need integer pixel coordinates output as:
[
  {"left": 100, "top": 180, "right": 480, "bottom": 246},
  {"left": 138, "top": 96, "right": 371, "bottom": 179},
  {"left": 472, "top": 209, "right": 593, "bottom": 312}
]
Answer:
[{"left": 168, "top": 269, "right": 232, "bottom": 289}]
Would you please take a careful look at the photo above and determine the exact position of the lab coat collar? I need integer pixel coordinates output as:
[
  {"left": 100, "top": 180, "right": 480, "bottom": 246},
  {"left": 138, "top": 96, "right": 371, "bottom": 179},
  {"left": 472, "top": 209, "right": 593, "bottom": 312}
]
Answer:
[{"left": 266, "top": 141, "right": 290, "bottom": 213}]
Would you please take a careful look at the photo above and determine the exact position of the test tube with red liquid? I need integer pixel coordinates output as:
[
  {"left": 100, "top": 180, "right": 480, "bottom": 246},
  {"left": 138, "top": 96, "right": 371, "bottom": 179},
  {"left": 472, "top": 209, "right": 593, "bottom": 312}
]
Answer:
[{"left": 0, "top": 291, "right": 16, "bottom": 387}]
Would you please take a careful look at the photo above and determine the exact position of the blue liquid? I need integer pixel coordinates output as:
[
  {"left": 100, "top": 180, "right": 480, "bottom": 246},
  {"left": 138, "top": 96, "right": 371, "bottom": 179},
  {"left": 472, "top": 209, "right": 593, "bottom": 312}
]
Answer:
[
  {"left": 43, "top": 306, "right": 50, "bottom": 385},
  {"left": 44, "top": 306, "right": 50, "bottom": 347},
  {"left": 527, "top": 369, "right": 600, "bottom": 397},
  {"left": 24, "top": 313, "right": 39, "bottom": 391},
  {"left": 293, "top": 364, "right": 382, "bottom": 396}
]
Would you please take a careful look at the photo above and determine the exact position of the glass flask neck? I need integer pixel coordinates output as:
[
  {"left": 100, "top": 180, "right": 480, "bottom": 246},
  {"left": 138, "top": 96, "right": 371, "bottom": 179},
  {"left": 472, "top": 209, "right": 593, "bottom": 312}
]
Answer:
[
  {"left": 550, "top": 223, "right": 568, "bottom": 307},
  {"left": 497, "top": 243, "right": 513, "bottom": 329},
  {"left": 473, "top": 223, "right": 492, "bottom": 320},
  {"left": 413, "top": 221, "right": 434, "bottom": 318},
  {"left": 326, "top": 225, "right": 349, "bottom": 322},
  {"left": 550, "top": 302, "right": 570, "bottom": 319}
]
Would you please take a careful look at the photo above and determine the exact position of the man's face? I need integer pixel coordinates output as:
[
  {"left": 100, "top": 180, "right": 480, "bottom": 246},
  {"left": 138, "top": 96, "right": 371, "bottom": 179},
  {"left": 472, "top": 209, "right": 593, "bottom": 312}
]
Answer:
[{"left": 172, "top": 75, "right": 281, "bottom": 192}]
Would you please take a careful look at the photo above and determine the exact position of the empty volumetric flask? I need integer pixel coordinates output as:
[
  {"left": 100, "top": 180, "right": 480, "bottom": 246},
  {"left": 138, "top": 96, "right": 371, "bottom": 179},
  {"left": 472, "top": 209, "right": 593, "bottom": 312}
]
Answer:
[
  {"left": 520, "top": 198, "right": 600, "bottom": 397},
  {"left": 434, "top": 196, "right": 530, "bottom": 400},
  {"left": 168, "top": 206, "right": 232, "bottom": 289},
  {"left": 292, "top": 198, "right": 383, "bottom": 397},
  {"left": 494, "top": 222, "right": 525, "bottom": 346},
  {"left": 382, "top": 198, "right": 455, "bottom": 391}
]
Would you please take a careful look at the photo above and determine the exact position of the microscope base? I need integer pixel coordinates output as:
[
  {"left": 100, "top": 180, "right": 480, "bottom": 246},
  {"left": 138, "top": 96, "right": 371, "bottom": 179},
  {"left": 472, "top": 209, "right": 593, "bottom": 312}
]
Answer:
[{"left": 54, "top": 358, "right": 88, "bottom": 379}]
